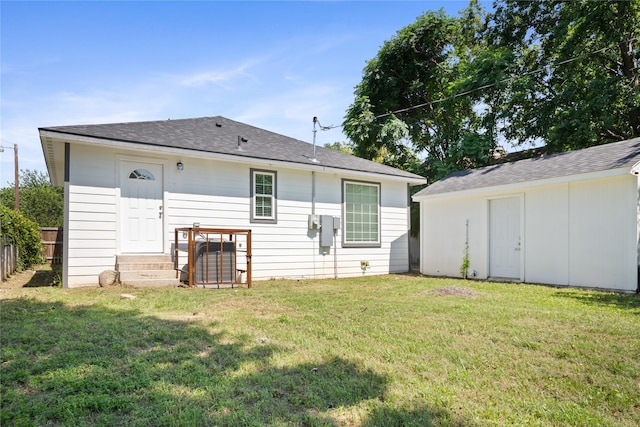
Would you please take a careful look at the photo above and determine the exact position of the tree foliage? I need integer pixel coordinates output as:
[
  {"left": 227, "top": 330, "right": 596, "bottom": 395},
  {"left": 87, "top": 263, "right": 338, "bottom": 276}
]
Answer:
[
  {"left": 344, "top": 0, "right": 639, "bottom": 181},
  {"left": 344, "top": 6, "right": 496, "bottom": 183},
  {"left": 0, "top": 205, "right": 44, "bottom": 270},
  {"left": 485, "top": 0, "right": 640, "bottom": 151},
  {"left": 0, "top": 170, "right": 63, "bottom": 228}
]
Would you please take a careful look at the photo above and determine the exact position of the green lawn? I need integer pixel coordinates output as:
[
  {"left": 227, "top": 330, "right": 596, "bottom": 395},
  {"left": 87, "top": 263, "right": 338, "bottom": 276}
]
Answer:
[{"left": 1, "top": 272, "right": 639, "bottom": 426}]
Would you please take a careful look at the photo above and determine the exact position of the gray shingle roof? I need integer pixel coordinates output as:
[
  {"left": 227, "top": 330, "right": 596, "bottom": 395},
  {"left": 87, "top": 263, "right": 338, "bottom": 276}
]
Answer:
[
  {"left": 415, "top": 137, "right": 640, "bottom": 198},
  {"left": 39, "top": 116, "right": 425, "bottom": 182}
]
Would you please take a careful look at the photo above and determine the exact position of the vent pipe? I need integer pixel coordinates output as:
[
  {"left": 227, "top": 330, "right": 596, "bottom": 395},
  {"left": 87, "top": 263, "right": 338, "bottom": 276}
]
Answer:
[{"left": 237, "top": 136, "right": 247, "bottom": 151}]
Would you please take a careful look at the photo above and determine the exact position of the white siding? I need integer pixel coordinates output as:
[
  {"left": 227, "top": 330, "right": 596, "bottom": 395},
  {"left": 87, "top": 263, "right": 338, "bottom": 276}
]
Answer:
[
  {"left": 167, "top": 161, "right": 411, "bottom": 281},
  {"left": 524, "top": 184, "right": 570, "bottom": 285},
  {"left": 568, "top": 175, "right": 637, "bottom": 291},
  {"left": 66, "top": 146, "right": 117, "bottom": 287},
  {"left": 65, "top": 145, "right": 413, "bottom": 286},
  {"left": 419, "top": 172, "right": 639, "bottom": 292},
  {"left": 420, "top": 195, "right": 487, "bottom": 278}
]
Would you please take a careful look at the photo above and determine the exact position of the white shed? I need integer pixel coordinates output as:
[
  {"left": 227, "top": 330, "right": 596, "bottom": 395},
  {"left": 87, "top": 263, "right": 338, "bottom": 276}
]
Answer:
[
  {"left": 413, "top": 138, "right": 640, "bottom": 293},
  {"left": 39, "top": 116, "right": 425, "bottom": 288}
]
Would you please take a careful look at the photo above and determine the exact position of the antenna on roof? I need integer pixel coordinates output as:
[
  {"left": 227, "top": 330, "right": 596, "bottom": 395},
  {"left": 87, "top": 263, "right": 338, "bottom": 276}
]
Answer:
[
  {"left": 311, "top": 117, "right": 334, "bottom": 163},
  {"left": 311, "top": 117, "right": 319, "bottom": 162}
]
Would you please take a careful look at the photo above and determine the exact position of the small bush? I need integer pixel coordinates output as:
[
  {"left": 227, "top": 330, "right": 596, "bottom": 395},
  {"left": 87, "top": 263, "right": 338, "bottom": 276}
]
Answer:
[{"left": 0, "top": 205, "right": 44, "bottom": 270}]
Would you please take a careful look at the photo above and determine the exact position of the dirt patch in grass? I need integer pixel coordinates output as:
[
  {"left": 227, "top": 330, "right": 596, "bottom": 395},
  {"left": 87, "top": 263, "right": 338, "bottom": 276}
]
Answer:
[
  {"left": 0, "top": 264, "right": 60, "bottom": 290},
  {"left": 422, "top": 286, "right": 482, "bottom": 298}
]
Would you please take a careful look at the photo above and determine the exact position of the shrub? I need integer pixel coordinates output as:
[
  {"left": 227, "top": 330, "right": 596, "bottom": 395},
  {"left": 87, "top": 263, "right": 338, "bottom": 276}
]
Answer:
[{"left": 0, "top": 205, "right": 44, "bottom": 270}]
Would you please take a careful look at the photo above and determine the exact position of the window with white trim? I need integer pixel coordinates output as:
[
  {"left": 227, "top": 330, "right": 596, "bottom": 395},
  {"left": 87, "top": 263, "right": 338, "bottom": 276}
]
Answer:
[
  {"left": 251, "top": 169, "right": 277, "bottom": 223},
  {"left": 342, "top": 180, "right": 380, "bottom": 247}
]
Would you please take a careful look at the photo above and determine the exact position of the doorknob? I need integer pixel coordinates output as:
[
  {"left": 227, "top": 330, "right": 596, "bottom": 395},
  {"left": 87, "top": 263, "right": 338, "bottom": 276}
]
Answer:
[{"left": 159, "top": 205, "right": 163, "bottom": 219}]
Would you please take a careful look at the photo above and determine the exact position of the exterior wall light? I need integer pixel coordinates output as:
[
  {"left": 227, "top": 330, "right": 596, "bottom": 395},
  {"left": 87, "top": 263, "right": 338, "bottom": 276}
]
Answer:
[{"left": 177, "top": 161, "right": 184, "bottom": 171}]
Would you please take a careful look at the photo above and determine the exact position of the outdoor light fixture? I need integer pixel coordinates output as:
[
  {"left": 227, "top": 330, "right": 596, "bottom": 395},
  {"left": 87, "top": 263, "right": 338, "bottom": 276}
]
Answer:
[{"left": 176, "top": 161, "right": 184, "bottom": 171}]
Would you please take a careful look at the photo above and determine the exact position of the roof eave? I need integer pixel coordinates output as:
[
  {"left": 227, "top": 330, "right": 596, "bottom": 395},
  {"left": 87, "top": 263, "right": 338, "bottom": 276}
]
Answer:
[
  {"left": 412, "top": 166, "right": 634, "bottom": 202},
  {"left": 39, "top": 129, "right": 426, "bottom": 184}
]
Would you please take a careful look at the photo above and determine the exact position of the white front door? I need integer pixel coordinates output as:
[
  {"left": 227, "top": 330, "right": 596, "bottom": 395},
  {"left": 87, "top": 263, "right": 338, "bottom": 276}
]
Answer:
[
  {"left": 120, "top": 161, "right": 163, "bottom": 253},
  {"left": 489, "top": 197, "right": 521, "bottom": 279}
]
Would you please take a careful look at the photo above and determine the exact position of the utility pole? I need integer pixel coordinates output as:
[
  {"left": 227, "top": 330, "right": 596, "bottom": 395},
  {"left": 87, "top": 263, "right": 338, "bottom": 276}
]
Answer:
[{"left": 14, "top": 144, "right": 19, "bottom": 211}]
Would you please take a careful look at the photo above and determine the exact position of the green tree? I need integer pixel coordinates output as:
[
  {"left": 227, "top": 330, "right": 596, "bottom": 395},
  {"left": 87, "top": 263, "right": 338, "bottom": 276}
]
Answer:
[
  {"left": 324, "top": 141, "right": 355, "bottom": 155},
  {"left": 484, "top": 0, "right": 640, "bottom": 151},
  {"left": 0, "top": 205, "right": 44, "bottom": 270},
  {"left": 0, "top": 170, "right": 63, "bottom": 228},
  {"left": 343, "top": 6, "right": 493, "bottom": 183},
  {"left": 344, "top": 1, "right": 639, "bottom": 181}
]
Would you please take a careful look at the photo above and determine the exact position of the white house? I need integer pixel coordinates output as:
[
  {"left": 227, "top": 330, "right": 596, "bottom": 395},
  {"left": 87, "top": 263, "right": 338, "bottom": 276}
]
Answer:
[
  {"left": 39, "top": 116, "right": 425, "bottom": 288},
  {"left": 413, "top": 138, "right": 640, "bottom": 293}
]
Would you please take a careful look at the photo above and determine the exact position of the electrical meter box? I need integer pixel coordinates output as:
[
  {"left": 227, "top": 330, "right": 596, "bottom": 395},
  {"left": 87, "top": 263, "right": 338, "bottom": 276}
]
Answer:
[{"left": 320, "top": 215, "right": 335, "bottom": 247}]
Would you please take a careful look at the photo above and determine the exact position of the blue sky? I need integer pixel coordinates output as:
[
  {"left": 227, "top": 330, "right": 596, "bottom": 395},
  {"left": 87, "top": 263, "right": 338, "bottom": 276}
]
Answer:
[{"left": 1, "top": 1, "right": 481, "bottom": 187}]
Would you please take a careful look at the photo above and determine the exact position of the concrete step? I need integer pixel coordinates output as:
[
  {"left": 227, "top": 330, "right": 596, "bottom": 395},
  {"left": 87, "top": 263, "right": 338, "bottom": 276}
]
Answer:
[
  {"left": 119, "top": 269, "right": 176, "bottom": 280},
  {"left": 116, "top": 254, "right": 180, "bottom": 287},
  {"left": 120, "top": 278, "right": 181, "bottom": 287},
  {"left": 117, "top": 261, "right": 175, "bottom": 271},
  {"left": 117, "top": 254, "right": 172, "bottom": 264},
  {"left": 116, "top": 254, "right": 174, "bottom": 271}
]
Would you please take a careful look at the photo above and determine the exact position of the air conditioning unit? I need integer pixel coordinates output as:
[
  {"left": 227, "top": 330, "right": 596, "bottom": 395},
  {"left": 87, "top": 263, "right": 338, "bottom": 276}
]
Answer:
[{"left": 195, "top": 240, "right": 236, "bottom": 283}]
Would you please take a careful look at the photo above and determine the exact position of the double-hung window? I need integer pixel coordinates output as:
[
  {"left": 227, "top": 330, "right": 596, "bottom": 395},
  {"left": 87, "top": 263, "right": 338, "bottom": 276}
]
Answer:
[
  {"left": 342, "top": 180, "right": 381, "bottom": 247},
  {"left": 251, "top": 169, "right": 277, "bottom": 223}
]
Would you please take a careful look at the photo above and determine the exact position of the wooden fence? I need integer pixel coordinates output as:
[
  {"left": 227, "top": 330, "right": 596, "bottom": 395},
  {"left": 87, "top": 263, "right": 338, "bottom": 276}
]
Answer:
[
  {"left": 1, "top": 236, "right": 17, "bottom": 281},
  {"left": 0, "top": 228, "right": 63, "bottom": 282},
  {"left": 41, "top": 227, "right": 63, "bottom": 264}
]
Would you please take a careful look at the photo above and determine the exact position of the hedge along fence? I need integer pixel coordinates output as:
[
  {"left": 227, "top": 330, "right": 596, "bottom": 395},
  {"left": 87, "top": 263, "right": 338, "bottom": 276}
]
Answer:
[
  {"left": 0, "top": 228, "right": 62, "bottom": 282},
  {"left": 0, "top": 205, "right": 44, "bottom": 279}
]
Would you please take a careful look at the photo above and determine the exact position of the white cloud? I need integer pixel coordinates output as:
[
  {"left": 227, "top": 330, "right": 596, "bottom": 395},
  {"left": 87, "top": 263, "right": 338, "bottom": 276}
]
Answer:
[
  {"left": 178, "top": 56, "right": 266, "bottom": 88},
  {"left": 232, "top": 82, "right": 351, "bottom": 144},
  {"left": 0, "top": 46, "right": 357, "bottom": 185},
  {"left": 0, "top": 81, "right": 178, "bottom": 184}
]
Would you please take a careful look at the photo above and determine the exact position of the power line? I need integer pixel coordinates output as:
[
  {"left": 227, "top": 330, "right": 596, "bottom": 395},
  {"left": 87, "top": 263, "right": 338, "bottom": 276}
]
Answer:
[
  {"left": 314, "top": 36, "right": 637, "bottom": 132},
  {"left": 312, "top": 117, "right": 340, "bottom": 131},
  {"left": 372, "top": 37, "right": 639, "bottom": 120}
]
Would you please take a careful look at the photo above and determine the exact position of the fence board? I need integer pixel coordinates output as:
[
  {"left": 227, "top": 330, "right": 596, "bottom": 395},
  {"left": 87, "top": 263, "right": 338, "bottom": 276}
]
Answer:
[
  {"left": 41, "top": 227, "right": 63, "bottom": 264},
  {"left": 1, "top": 237, "right": 17, "bottom": 281}
]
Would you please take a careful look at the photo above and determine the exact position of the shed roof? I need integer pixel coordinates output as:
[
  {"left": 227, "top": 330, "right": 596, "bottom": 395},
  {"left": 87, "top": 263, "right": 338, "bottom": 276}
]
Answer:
[
  {"left": 414, "top": 137, "right": 640, "bottom": 198},
  {"left": 39, "top": 116, "right": 425, "bottom": 183}
]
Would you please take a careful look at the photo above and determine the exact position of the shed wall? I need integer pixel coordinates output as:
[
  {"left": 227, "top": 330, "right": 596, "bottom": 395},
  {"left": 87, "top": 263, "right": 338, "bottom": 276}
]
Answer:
[
  {"left": 524, "top": 184, "right": 570, "bottom": 285},
  {"left": 420, "top": 194, "right": 487, "bottom": 278},
  {"left": 419, "top": 173, "right": 638, "bottom": 292},
  {"left": 568, "top": 175, "right": 637, "bottom": 290}
]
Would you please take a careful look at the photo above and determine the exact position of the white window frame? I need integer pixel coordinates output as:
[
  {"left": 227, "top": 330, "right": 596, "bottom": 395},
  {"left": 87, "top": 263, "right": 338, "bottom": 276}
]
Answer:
[
  {"left": 250, "top": 169, "right": 277, "bottom": 223},
  {"left": 342, "top": 179, "right": 381, "bottom": 248}
]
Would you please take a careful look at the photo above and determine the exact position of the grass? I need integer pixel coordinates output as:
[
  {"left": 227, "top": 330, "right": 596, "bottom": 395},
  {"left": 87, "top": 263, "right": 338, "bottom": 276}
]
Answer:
[{"left": 1, "top": 268, "right": 639, "bottom": 426}]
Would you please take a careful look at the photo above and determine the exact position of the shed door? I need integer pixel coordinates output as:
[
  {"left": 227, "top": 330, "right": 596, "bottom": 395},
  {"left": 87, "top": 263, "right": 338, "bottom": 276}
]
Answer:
[
  {"left": 489, "top": 197, "right": 521, "bottom": 279},
  {"left": 121, "top": 161, "right": 163, "bottom": 253}
]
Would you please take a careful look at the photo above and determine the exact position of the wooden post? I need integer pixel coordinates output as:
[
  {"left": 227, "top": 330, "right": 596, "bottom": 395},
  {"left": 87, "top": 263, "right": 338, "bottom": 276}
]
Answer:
[
  {"left": 247, "top": 230, "right": 252, "bottom": 288},
  {"left": 13, "top": 144, "right": 19, "bottom": 211}
]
